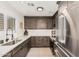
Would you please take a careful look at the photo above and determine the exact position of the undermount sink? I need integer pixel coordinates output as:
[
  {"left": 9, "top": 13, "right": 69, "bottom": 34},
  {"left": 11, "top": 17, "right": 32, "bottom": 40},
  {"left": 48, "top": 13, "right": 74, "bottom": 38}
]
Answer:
[{"left": 2, "top": 40, "right": 21, "bottom": 46}]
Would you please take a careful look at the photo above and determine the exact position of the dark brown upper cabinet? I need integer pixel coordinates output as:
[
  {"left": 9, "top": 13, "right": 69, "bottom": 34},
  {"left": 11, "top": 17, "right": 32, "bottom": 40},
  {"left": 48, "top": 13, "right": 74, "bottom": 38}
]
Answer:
[{"left": 24, "top": 16, "right": 53, "bottom": 29}]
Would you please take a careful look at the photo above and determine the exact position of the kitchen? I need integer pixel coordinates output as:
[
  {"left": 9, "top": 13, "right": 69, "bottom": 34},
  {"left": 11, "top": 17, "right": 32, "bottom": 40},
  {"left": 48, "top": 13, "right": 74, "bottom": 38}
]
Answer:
[{"left": 0, "top": 1, "right": 79, "bottom": 57}]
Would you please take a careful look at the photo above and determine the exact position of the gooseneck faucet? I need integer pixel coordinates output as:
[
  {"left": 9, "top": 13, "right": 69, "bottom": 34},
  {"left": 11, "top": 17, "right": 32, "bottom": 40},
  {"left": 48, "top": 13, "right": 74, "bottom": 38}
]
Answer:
[{"left": 6, "top": 29, "right": 14, "bottom": 42}]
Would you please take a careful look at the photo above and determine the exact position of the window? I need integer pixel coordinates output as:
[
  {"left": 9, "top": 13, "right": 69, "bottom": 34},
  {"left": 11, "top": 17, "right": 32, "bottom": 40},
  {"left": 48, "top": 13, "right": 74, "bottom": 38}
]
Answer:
[
  {"left": 7, "top": 16, "right": 15, "bottom": 30},
  {"left": 0, "top": 13, "right": 4, "bottom": 31}
]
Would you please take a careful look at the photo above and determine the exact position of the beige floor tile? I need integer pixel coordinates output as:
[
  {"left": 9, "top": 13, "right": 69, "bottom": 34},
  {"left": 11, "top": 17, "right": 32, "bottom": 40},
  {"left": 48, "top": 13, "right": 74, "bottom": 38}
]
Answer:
[{"left": 27, "top": 48, "right": 54, "bottom": 57}]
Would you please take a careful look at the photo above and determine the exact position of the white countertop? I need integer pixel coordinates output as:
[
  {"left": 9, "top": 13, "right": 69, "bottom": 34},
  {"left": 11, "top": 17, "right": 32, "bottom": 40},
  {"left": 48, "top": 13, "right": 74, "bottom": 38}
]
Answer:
[{"left": 0, "top": 35, "right": 31, "bottom": 57}]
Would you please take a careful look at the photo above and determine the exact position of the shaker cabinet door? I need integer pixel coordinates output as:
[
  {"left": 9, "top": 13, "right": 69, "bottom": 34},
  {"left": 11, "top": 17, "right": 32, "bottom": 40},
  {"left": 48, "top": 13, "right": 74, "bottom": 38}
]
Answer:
[{"left": 31, "top": 37, "right": 50, "bottom": 47}]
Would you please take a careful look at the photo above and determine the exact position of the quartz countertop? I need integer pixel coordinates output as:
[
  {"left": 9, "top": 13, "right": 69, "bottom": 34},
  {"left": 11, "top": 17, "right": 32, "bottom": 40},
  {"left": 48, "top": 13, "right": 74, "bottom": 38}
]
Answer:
[{"left": 0, "top": 35, "right": 31, "bottom": 57}]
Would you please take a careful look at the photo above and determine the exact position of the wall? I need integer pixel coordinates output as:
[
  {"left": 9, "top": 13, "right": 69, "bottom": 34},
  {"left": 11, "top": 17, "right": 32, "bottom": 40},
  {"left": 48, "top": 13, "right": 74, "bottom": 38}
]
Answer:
[
  {"left": 0, "top": 2, "right": 24, "bottom": 42},
  {"left": 27, "top": 29, "right": 52, "bottom": 36}
]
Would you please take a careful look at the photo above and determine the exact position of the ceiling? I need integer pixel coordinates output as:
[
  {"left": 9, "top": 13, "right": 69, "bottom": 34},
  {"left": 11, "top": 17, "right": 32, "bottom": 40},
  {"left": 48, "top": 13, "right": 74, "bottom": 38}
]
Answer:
[{"left": 6, "top": 1, "right": 58, "bottom": 16}]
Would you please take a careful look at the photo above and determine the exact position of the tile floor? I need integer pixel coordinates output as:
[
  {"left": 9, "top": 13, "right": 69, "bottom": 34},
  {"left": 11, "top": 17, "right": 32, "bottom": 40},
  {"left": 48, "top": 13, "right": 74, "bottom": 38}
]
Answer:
[{"left": 26, "top": 48, "right": 54, "bottom": 57}]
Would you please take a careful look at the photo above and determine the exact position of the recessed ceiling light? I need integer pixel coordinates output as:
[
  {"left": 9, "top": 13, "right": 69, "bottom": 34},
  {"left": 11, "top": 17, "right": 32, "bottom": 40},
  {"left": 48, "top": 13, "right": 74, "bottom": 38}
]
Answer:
[{"left": 37, "top": 7, "right": 43, "bottom": 12}]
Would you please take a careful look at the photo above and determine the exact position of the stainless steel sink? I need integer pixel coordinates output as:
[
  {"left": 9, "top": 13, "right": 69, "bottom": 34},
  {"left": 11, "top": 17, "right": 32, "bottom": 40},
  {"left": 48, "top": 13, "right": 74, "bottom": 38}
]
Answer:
[{"left": 2, "top": 40, "right": 21, "bottom": 46}]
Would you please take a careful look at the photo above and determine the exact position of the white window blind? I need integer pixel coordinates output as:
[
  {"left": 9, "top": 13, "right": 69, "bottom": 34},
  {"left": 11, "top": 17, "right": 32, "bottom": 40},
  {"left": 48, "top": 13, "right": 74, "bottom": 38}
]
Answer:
[{"left": 0, "top": 13, "right": 4, "bottom": 31}]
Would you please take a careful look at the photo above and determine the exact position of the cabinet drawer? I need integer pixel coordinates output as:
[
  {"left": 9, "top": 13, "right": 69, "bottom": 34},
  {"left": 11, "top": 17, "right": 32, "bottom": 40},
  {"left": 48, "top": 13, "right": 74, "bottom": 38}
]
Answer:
[{"left": 31, "top": 36, "right": 50, "bottom": 47}]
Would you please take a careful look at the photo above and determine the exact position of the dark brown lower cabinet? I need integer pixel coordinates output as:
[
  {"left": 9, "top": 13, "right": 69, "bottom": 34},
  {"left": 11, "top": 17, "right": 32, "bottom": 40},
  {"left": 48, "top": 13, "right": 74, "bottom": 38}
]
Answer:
[
  {"left": 50, "top": 39, "right": 56, "bottom": 55},
  {"left": 3, "top": 38, "right": 31, "bottom": 57},
  {"left": 12, "top": 38, "right": 31, "bottom": 57},
  {"left": 3, "top": 51, "right": 13, "bottom": 57},
  {"left": 3, "top": 37, "right": 54, "bottom": 57},
  {"left": 31, "top": 36, "right": 50, "bottom": 47}
]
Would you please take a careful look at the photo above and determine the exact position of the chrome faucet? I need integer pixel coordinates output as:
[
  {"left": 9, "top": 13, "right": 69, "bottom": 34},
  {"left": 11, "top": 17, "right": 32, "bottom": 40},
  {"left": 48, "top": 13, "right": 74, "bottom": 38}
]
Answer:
[{"left": 6, "top": 29, "right": 14, "bottom": 42}]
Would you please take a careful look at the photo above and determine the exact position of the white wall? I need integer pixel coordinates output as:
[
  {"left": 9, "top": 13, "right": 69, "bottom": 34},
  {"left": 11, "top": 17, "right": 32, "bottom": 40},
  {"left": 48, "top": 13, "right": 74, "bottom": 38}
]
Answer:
[
  {"left": 27, "top": 29, "right": 52, "bottom": 36},
  {"left": 0, "top": 2, "right": 24, "bottom": 41}
]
